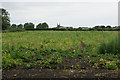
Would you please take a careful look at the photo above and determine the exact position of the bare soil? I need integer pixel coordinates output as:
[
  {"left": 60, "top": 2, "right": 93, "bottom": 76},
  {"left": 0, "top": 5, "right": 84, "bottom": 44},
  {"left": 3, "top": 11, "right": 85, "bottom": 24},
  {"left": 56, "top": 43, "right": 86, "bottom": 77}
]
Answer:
[
  {"left": 2, "top": 57, "right": 120, "bottom": 79},
  {"left": 2, "top": 69, "right": 120, "bottom": 79}
]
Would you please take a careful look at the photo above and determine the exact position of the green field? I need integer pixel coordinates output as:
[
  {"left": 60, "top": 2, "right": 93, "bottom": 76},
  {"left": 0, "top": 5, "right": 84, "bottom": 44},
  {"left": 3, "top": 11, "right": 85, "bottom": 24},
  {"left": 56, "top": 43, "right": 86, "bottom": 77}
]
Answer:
[{"left": 2, "top": 31, "right": 120, "bottom": 70}]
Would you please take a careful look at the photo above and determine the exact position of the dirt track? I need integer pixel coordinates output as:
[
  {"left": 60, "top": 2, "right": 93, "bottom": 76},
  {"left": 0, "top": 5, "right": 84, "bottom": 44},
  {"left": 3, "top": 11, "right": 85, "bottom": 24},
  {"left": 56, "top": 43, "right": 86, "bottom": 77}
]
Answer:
[{"left": 2, "top": 69, "right": 120, "bottom": 79}]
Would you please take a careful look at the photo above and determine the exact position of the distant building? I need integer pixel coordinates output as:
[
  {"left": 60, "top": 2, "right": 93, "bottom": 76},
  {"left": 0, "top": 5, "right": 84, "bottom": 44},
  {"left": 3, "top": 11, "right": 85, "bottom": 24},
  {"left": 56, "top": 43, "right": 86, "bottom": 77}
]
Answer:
[
  {"left": 56, "top": 23, "right": 66, "bottom": 29},
  {"left": 113, "top": 26, "right": 119, "bottom": 29},
  {"left": 80, "top": 27, "right": 89, "bottom": 29}
]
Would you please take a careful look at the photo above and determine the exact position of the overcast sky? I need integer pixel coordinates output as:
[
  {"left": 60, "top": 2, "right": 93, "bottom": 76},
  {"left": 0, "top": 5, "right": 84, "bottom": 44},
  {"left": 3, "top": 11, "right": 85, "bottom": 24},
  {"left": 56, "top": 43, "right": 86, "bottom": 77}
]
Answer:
[{"left": 0, "top": 1, "right": 118, "bottom": 27}]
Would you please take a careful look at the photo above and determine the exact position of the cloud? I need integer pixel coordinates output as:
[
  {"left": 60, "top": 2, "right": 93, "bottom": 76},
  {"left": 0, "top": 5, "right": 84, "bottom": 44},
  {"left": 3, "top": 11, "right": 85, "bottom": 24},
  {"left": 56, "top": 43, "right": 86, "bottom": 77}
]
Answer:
[
  {"left": 0, "top": 0, "right": 119, "bottom": 2},
  {"left": 1, "top": 2, "right": 118, "bottom": 27}
]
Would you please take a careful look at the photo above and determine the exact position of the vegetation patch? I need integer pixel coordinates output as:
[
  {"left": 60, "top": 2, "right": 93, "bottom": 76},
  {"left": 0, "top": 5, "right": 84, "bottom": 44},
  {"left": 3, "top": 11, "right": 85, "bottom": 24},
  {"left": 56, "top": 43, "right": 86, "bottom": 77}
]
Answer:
[{"left": 2, "top": 31, "right": 120, "bottom": 70}]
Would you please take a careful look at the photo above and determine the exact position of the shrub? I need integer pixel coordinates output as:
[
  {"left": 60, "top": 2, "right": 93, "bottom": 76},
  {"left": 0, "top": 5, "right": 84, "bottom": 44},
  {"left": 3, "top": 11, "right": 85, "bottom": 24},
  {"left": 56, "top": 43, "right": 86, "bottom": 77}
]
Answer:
[{"left": 2, "top": 28, "right": 25, "bottom": 33}]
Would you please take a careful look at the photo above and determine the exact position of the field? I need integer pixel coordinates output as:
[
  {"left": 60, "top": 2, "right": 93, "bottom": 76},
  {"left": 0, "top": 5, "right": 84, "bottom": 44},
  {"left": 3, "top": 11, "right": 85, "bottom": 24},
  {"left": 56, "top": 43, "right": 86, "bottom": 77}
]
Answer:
[{"left": 2, "top": 31, "right": 120, "bottom": 71}]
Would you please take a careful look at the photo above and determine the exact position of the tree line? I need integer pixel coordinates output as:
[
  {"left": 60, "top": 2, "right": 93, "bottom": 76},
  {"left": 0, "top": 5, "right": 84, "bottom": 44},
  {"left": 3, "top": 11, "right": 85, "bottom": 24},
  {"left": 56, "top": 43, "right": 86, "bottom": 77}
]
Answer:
[
  {"left": 11, "top": 22, "right": 49, "bottom": 29},
  {"left": 1, "top": 8, "right": 120, "bottom": 32},
  {"left": 0, "top": 8, "right": 49, "bottom": 30}
]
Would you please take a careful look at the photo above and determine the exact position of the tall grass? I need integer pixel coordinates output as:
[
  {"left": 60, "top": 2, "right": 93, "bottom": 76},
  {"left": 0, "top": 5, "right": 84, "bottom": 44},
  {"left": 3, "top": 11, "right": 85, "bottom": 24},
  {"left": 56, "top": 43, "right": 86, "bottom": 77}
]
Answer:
[{"left": 99, "top": 31, "right": 120, "bottom": 55}]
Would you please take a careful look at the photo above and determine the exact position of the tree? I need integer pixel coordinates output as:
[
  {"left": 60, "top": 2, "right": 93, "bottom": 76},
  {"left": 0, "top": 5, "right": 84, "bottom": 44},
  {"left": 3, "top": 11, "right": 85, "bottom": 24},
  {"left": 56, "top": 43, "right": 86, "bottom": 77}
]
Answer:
[
  {"left": 106, "top": 25, "right": 111, "bottom": 28},
  {"left": 77, "top": 27, "right": 82, "bottom": 31},
  {"left": 24, "top": 22, "right": 34, "bottom": 29},
  {"left": 11, "top": 24, "right": 17, "bottom": 28},
  {"left": 17, "top": 24, "right": 23, "bottom": 28},
  {"left": 94, "top": 26, "right": 99, "bottom": 29},
  {"left": 66, "top": 27, "right": 74, "bottom": 31},
  {"left": 89, "top": 28, "right": 94, "bottom": 31},
  {"left": 94, "top": 25, "right": 106, "bottom": 31},
  {"left": 41, "top": 22, "right": 49, "bottom": 28},
  {"left": 36, "top": 22, "right": 49, "bottom": 29},
  {"left": 38, "top": 22, "right": 49, "bottom": 29},
  {"left": 0, "top": 8, "right": 10, "bottom": 30},
  {"left": 36, "top": 23, "right": 42, "bottom": 29},
  {"left": 100, "top": 25, "right": 105, "bottom": 29}
]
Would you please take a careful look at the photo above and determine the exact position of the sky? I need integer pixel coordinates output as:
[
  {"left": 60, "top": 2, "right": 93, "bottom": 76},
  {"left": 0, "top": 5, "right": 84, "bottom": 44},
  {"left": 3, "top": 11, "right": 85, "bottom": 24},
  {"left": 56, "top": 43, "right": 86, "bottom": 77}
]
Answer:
[
  {"left": 0, "top": 1, "right": 119, "bottom": 28},
  {"left": 0, "top": 0, "right": 119, "bottom": 2}
]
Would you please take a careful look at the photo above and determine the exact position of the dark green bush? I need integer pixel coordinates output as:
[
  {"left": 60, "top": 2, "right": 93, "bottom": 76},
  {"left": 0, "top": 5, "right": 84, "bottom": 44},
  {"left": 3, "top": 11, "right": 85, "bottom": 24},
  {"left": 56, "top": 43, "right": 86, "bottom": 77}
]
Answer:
[{"left": 2, "top": 28, "right": 25, "bottom": 33}]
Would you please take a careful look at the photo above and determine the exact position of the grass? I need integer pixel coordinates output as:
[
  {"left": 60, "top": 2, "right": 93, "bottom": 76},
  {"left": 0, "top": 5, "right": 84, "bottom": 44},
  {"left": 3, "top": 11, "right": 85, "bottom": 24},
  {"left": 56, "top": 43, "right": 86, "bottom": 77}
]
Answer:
[
  {"left": 99, "top": 36, "right": 120, "bottom": 55},
  {"left": 2, "top": 31, "right": 120, "bottom": 69},
  {"left": 0, "top": 32, "right": 2, "bottom": 69}
]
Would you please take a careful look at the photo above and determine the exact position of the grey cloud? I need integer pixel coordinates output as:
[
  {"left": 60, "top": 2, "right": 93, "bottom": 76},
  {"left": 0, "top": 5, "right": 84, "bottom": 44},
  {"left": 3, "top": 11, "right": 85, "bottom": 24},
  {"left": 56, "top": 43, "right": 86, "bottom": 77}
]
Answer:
[{"left": 1, "top": 2, "right": 118, "bottom": 27}]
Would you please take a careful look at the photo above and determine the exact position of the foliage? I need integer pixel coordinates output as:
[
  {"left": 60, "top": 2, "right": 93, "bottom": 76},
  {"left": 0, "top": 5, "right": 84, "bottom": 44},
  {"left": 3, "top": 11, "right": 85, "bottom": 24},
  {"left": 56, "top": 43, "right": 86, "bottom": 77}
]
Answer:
[
  {"left": 2, "top": 28, "right": 25, "bottom": 33},
  {"left": 11, "top": 24, "right": 17, "bottom": 28},
  {"left": 36, "top": 22, "right": 49, "bottom": 29},
  {"left": 24, "top": 22, "right": 34, "bottom": 29},
  {"left": 17, "top": 24, "right": 23, "bottom": 28},
  {"left": 0, "top": 8, "right": 10, "bottom": 30},
  {"left": 99, "top": 33, "right": 120, "bottom": 55},
  {"left": 106, "top": 25, "right": 111, "bottom": 28},
  {"left": 36, "top": 23, "right": 42, "bottom": 29},
  {"left": 2, "top": 31, "right": 119, "bottom": 69}
]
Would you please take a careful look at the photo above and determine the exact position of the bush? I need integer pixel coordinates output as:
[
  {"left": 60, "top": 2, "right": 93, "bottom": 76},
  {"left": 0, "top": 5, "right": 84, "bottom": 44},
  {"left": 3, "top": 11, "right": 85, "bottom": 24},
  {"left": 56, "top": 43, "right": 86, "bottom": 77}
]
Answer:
[{"left": 2, "top": 28, "right": 25, "bottom": 33}]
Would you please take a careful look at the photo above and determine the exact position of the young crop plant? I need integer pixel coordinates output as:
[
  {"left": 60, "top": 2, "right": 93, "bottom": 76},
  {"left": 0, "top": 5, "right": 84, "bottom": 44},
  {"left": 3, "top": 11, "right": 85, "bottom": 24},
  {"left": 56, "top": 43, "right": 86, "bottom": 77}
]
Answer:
[{"left": 2, "top": 31, "right": 119, "bottom": 70}]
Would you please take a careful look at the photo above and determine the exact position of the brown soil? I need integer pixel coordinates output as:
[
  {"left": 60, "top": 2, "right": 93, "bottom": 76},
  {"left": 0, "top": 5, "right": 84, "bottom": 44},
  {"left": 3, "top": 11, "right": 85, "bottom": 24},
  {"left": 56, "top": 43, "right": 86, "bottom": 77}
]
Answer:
[
  {"left": 2, "top": 57, "right": 120, "bottom": 79},
  {"left": 2, "top": 69, "right": 120, "bottom": 79}
]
